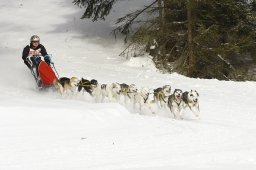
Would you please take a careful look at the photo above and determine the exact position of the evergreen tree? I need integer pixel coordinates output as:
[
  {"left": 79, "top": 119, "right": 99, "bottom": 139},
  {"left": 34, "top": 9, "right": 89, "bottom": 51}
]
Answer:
[
  {"left": 73, "top": 0, "right": 256, "bottom": 80},
  {"left": 73, "top": 0, "right": 116, "bottom": 21},
  {"left": 191, "top": 0, "right": 256, "bottom": 79}
]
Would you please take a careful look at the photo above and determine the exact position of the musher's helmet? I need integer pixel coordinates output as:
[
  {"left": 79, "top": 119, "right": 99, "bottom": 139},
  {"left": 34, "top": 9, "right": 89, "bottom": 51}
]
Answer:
[{"left": 30, "top": 35, "right": 40, "bottom": 42}]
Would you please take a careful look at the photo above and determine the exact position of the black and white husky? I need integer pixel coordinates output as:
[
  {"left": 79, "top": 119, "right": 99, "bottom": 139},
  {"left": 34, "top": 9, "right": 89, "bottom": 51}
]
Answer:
[
  {"left": 168, "top": 89, "right": 200, "bottom": 119},
  {"left": 182, "top": 90, "right": 200, "bottom": 118},
  {"left": 167, "top": 89, "right": 183, "bottom": 118},
  {"left": 77, "top": 78, "right": 98, "bottom": 96}
]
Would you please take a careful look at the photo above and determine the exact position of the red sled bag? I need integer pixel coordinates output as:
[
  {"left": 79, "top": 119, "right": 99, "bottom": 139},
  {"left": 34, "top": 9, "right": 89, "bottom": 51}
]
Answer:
[{"left": 38, "top": 61, "right": 58, "bottom": 86}]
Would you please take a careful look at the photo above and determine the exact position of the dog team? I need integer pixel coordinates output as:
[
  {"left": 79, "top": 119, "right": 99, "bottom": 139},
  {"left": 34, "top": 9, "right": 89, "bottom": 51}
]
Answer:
[{"left": 53, "top": 76, "right": 200, "bottom": 119}]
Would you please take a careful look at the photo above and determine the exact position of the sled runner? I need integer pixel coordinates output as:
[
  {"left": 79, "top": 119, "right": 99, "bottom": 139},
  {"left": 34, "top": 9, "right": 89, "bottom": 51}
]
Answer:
[{"left": 27, "top": 55, "right": 59, "bottom": 88}]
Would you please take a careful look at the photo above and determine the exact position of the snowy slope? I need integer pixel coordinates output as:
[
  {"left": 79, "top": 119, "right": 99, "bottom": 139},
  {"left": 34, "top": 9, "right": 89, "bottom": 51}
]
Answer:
[{"left": 0, "top": 0, "right": 256, "bottom": 170}]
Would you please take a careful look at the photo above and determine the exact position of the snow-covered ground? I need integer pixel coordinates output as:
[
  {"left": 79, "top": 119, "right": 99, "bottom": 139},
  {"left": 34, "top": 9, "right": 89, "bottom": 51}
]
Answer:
[{"left": 0, "top": 0, "right": 256, "bottom": 170}]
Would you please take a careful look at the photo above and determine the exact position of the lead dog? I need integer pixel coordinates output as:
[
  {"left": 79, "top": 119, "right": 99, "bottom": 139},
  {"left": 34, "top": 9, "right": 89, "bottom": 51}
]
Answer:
[
  {"left": 53, "top": 77, "right": 80, "bottom": 95},
  {"left": 182, "top": 90, "right": 200, "bottom": 118},
  {"left": 167, "top": 89, "right": 183, "bottom": 119},
  {"left": 153, "top": 85, "right": 171, "bottom": 108}
]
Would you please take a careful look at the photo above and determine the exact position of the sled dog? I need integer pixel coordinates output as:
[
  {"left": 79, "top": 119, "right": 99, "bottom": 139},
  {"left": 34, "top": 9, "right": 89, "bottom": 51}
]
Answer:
[
  {"left": 53, "top": 77, "right": 79, "bottom": 95},
  {"left": 182, "top": 90, "right": 200, "bottom": 118},
  {"left": 153, "top": 85, "right": 171, "bottom": 108},
  {"left": 168, "top": 89, "right": 183, "bottom": 118},
  {"left": 120, "top": 83, "right": 138, "bottom": 104},
  {"left": 120, "top": 83, "right": 129, "bottom": 93},
  {"left": 98, "top": 83, "right": 121, "bottom": 102},
  {"left": 78, "top": 78, "right": 98, "bottom": 96},
  {"left": 133, "top": 87, "right": 150, "bottom": 111}
]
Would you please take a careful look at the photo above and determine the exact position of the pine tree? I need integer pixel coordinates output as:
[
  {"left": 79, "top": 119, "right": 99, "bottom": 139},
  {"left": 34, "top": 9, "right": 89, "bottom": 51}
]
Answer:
[
  {"left": 73, "top": 0, "right": 116, "bottom": 21},
  {"left": 191, "top": 0, "right": 256, "bottom": 80},
  {"left": 73, "top": 0, "right": 256, "bottom": 80}
]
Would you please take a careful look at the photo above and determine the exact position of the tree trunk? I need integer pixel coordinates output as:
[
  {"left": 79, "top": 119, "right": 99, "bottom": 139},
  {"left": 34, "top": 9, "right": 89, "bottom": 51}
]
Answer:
[
  {"left": 157, "top": 0, "right": 165, "bottom": 57},
  {"left": 158, "top": 0, "right": 165, "bottom": 34},
  {"left": 187, "top": 0, "right": 194, "bottom": 68}
]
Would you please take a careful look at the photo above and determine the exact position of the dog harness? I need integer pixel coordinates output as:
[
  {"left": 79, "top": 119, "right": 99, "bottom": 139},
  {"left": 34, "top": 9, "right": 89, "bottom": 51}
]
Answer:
[
  {"left": 144, "top": 93, "right": 149, "bottom": 103},
  {"left": 158, "top": 91, "right": 168, "bottom": 103}
]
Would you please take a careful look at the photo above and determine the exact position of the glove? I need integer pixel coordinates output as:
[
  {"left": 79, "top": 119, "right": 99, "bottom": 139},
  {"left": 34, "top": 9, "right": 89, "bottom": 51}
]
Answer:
[{"left": 44, "top": 55, "right": 53, "bottom": 65}]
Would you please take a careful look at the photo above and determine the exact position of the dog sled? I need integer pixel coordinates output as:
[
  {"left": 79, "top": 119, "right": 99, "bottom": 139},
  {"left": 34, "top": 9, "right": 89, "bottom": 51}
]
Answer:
[{"left": 27, "top": 55, "right": 59, "bottom": 88}]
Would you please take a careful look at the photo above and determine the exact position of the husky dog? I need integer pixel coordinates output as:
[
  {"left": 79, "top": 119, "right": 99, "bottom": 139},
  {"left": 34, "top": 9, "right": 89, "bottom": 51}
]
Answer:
[
  {"left": 126, "top": 84, "right": 138, "bottom": 98},
  {"left": 120, "top": 83, "right": 138, "bottom": 104},
  {"left": 133, "top": 87, "right": 150, "bottom": 112},
  {"left": 120, "top": 83, "right": 129, "bottom": 101},
  {"left": 182, "top": 90, "right": 200, "bottom": 118},
  {"left": 99, "top": 83, "right": 121, "bottom": 102},
  {"left": 120, "top": 83, "right": 129, "bottom": 93},
  {"left": 91, "top": 83, "right": 102, "bottom": 102},
  {"left": 167, "top": 89, "right": 183, "bottom": 119},
  {"left": 153, "top": 85, "right": 171, "bottom": 108},
  {"left": 78, "top": 78, "right": 98, "bottom": 96},
  {"left": 53, "top": 77, "right": 80, "bottom": 95}
]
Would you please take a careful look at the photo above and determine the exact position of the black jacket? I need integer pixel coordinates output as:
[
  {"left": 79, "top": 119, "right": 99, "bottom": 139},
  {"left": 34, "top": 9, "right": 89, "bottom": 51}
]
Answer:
[
  {"left": 22, "top": 43, "right": 48, "bottom": 61},
  {"left": 22, "top": 43, "right": 48, "bottom": 68}
]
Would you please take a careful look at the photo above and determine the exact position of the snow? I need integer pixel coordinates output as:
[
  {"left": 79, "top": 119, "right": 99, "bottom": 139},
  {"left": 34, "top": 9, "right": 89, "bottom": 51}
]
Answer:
[{"left": 0, "top": 0, "right": 256, "bottom": 170}]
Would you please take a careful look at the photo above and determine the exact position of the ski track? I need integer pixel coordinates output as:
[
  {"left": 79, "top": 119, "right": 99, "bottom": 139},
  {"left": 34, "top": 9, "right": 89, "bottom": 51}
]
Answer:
[{"left": 0, "top": 0, "right": 256, "bottom": 170}]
